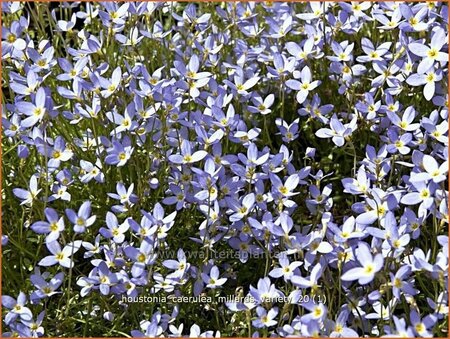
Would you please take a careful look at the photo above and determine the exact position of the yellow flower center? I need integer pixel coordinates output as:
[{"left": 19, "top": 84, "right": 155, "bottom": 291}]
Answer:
[
  {"left": 42, "top": 286, "right": 53, "bottom": 294},
  {"left": 420, "top": 189, "right": 430, "bottom": 198},
  {"left": 313, "top": 306, "right": 323, "bottom": 317},
  {"left": 34, "top": 107, "right": 43, "bottom": 116},
  {"left": 427, "top": 49, "right": 438, "bottom": 58},
  {"left": 279, "top": 186, "right": 288, "bottom": 194},
  {"left": 415, "top": 323, "right": 425, "bottom": 334},
  {"left": 342, "top": 65, "right": 351, "bottom": 74},
  {"left": 238, "top": 206, "right": 248, "bottom": 214},
  {"left": 364, "top": 264, "right": 374, "bottom": 274},
  {"left": 8, "top": 33, "right": 17, "bottom": 42}
]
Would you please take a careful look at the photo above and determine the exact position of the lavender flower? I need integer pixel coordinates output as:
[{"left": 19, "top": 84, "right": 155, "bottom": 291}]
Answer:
[
  {"left": 201, "top": 265, "right": 227, "bottom": 289},
  {"left": 38, "top": 240, "right": 82, "bottom": 268},
  {"left": 30, "top": 208, "right": 65, "bottom": 242},
  {"left": 63, "top": 203, "right": 92, "bottom": 235},
  {"left": 341, "top": 242, "right": 383, "bottom": 284}
]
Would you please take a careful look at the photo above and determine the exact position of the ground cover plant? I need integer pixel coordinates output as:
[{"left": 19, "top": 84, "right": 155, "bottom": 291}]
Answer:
[{"left": 1, "top": 1, "right": 449, "bottom": 337}]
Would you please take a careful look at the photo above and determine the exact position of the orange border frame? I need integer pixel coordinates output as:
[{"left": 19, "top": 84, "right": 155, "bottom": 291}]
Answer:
[{"left": 0, "top": 0, "right": 449, "bottom": 338}]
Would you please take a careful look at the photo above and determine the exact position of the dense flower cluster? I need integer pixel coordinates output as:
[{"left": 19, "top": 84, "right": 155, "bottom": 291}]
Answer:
[{"left": 2, "top": 1, "right": 448, "bottom": 337}]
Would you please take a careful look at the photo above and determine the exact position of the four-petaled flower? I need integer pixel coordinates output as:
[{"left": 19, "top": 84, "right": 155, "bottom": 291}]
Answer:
[{"left": 341, "top": 242, "right": 383, "bottom": 284}]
